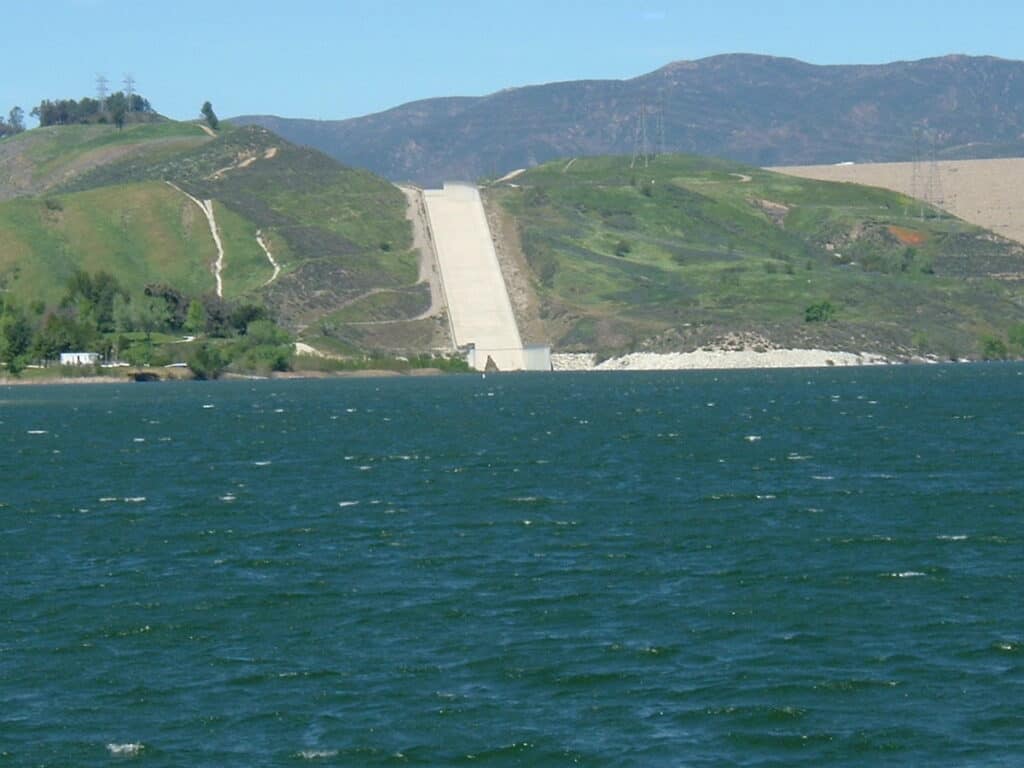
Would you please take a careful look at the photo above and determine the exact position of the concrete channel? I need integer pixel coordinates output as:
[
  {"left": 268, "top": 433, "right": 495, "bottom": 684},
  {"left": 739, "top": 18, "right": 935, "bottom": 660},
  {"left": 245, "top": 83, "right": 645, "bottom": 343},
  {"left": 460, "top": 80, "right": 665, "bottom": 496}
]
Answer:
[{"left": 422, "top": 183, "right": 547, "bottom": 371}]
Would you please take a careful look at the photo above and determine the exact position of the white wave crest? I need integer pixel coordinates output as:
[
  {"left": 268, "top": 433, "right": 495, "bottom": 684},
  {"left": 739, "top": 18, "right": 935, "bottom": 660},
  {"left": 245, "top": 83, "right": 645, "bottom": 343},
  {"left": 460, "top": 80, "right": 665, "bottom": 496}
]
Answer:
[{"left": 106, "top": 742, "right": 144, "bottom": 756}]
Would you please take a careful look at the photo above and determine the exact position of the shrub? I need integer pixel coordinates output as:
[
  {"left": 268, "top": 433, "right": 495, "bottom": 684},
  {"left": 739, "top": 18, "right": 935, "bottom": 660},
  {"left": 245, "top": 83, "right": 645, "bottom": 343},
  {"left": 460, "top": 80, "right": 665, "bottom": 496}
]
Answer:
[
  {"left": 1008, "top": 323, "right": 1024, "bottom": 352},
  {"left": 981, "top": 336, "right": 1009, "bottom": 361},
  {"left": 614, "top": 240, "right": 632, "bottom": 257},
  {"left": 804, "top": 301, "right": 836, "bottom": 323},
  {"left": 187, "top": 343, "right": 226, "bottom": 380}
]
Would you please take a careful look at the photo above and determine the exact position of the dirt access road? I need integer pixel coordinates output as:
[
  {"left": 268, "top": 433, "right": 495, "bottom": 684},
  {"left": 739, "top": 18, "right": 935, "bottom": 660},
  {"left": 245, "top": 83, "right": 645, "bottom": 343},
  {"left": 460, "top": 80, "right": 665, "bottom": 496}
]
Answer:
[{"left": 398, "top": 185, "right": 448, "bottom": 325}]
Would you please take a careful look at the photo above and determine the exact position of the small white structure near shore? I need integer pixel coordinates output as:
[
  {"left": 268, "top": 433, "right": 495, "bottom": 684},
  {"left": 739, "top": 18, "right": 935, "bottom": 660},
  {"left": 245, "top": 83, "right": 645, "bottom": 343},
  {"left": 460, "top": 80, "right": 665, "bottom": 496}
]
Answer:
[{"left": 60, "top": 352, "right": 100, "bottom": 366}]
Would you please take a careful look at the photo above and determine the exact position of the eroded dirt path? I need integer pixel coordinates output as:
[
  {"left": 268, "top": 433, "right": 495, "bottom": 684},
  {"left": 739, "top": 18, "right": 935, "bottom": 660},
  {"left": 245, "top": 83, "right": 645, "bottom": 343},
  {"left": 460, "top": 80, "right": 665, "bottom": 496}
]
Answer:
[
  {"left": 208, "top": 146, "right": 279, "bottom": 181},
  {"left": 166, "top": 181, "right": 225, "bottom": 297},
  {"left": 255, "top": 229, "right": 281, "bottom": 285}
]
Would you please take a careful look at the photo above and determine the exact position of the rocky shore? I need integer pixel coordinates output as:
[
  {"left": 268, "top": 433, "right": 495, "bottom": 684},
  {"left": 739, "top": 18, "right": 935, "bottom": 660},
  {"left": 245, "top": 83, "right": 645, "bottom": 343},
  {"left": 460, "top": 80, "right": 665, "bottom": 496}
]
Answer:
[{"left": 552, "top": 349, "right": 895, "bottom": 371}]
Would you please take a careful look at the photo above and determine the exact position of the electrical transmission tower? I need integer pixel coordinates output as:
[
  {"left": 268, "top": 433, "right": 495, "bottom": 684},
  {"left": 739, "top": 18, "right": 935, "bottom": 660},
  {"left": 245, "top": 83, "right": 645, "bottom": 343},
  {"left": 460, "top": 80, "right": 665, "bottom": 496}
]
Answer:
[
  {"left": 657, "top": 95, "right": 666, "bottom": 157},
  {"left": 925, "top": 131, "right": 944, "bottom": 213},
  {"left": 96, "top": 74, "right": 109, "bottom": 112},
  {"left": 631, "top": 104, "right": 650, "bottom": 169},
  {"left": 123, "top": 74, "right": 136, "bottom": 112},
  {"left": 909, "top": 127, "right": 925, "bottom": 220}
]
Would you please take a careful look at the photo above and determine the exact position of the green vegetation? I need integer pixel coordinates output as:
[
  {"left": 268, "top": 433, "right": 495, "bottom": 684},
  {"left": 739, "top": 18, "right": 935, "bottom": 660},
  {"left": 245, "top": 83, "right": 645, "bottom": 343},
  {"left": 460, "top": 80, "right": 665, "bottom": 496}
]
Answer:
[
  {"left": 0, "top": 182, "right": 220, "bottom": 307},
  {"left": 804, "top": 301, "right": 836, "bottom": 323},
  {"left": 0, "top": 106, "right": 25, "bottom": 138},
  {"left": 490, "top": 154, "right": 1024, "bottom": 358},
  {"left": 0, "top": 118, "right": 431, "bottom": 368},
  {"left": 0, "top": 121, "right": 214, "bottom": 199},
  {"left": 55, "top": 125, "right": 418, "bottom": 327},
  {"left": 0, "top": 269, "right": 294, "bottom": 379},
  {"left": 30, "top": 93, "right": 154, "bottom": 127},
  {"left": 292, "top": 352, "right": 471, "bottom": 374}
]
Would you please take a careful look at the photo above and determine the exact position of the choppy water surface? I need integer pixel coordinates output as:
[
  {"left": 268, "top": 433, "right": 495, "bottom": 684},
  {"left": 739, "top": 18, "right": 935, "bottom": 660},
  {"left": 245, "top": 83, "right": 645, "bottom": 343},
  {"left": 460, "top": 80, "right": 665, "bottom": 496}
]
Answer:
[{"left": 2, "top": 365, "right": 1023, "bottom": 766}]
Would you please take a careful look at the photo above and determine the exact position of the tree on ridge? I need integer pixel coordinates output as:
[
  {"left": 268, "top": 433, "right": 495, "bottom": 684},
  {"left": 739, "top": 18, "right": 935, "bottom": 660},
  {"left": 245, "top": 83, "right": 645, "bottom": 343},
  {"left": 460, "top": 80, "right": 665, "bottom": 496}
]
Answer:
[{"left": 201, "top": 101, "right": 219, "bottom": 131}]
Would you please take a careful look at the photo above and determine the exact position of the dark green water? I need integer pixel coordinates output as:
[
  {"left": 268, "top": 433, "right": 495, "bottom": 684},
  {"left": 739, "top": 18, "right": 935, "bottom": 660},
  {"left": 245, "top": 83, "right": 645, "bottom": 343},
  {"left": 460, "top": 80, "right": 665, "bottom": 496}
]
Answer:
[{"left": 2, "top": 365, "right": 1023, "bottom": 766}]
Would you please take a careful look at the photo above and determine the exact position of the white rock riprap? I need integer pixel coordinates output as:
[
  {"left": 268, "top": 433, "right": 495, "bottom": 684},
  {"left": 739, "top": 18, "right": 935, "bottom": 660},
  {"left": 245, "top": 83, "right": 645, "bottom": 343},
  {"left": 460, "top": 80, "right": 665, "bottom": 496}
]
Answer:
[
  {"left": 551, "top": 353, "right": 598, "bottom": 371},
  {"left": 553, "top": 349, "right": 892, "bottom": 371}
]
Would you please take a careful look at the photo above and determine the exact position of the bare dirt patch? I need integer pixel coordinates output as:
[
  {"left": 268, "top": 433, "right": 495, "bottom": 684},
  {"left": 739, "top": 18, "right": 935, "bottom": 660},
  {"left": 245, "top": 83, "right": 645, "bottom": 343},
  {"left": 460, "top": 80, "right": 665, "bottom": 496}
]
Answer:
[
  {"left": 208, "top": 146, "right": 281, "bottom": 180},
  {"left": 773, "top": 157, "right": 1024, "bottom": 246},
  {"left": 887, "top": 225, "right": 927, "bottom": 245}
]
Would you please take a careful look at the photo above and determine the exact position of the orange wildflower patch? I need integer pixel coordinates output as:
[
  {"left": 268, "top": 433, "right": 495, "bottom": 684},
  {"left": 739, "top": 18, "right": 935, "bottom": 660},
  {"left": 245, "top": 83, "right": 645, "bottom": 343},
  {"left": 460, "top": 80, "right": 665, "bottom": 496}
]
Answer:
[{"left": 888, "top": 226, "right": 927, "bottom": 245}]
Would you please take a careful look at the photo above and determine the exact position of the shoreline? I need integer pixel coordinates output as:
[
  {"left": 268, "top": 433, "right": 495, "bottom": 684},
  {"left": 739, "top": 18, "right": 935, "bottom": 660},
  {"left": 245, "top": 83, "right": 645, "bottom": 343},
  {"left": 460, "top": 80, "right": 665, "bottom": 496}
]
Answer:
[
  {"left": 0, "top": 350, "right": 993, "bottom": 387},
  {"left": 0, "top": 367, "right": 449, "bottom": 387},
  {"left": 553, "top": 348, "right": 926, "bottom": 371}
]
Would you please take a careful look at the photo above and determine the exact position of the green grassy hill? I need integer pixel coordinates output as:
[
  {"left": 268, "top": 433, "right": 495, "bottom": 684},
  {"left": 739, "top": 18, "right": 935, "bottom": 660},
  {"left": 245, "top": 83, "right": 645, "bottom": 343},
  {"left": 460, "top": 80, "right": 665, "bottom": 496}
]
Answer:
[
  {"left": 0, "top": 122, "right": 439, "bottom": 357},
  {"left": 0, "top": 121, "right": 212, "bottom": 201},
  {"left": 489, "top": 154, "right": 1024, "bottom": 359}
]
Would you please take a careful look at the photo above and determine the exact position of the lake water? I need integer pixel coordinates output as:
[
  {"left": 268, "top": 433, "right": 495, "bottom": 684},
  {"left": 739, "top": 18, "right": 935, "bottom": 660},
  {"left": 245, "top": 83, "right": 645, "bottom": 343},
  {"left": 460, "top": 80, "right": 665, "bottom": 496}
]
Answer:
[{"left": 2, "top": 365, "right": 1023, "bottom": 766}]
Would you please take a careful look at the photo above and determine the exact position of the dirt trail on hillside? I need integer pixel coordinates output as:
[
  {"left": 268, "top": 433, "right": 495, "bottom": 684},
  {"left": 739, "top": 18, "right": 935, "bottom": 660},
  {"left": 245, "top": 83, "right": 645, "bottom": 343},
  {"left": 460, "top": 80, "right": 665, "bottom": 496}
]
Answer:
[
  {"left": 774, "top": 157, "right": 1024, "bottom": 246},
  {"left": 166, "top": 182, "right": 225, "bottom": 297},
  {"left": 209, "top": 146, "right": 279, "bottom": 180},
  {"left": 493, "top": 168, "right": 527, "bottom": 183},
  {"left": 255, "top": 229, "right": 281, "bottom": 285}
]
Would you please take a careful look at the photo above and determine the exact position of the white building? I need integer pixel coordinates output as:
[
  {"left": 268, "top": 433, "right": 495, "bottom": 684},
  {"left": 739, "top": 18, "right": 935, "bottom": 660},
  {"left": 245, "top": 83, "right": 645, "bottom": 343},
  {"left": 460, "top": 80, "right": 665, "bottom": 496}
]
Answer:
[{"left": 60, "top": 352, "right": 100, "bottom": 366}]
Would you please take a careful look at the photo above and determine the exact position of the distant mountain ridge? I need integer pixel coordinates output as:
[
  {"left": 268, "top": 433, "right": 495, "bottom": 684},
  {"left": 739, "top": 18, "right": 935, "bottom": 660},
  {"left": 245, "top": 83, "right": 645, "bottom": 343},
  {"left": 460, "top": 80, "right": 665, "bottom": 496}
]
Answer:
[{"left": 232, "top": 54, "right": 1024, "bottom": 186}]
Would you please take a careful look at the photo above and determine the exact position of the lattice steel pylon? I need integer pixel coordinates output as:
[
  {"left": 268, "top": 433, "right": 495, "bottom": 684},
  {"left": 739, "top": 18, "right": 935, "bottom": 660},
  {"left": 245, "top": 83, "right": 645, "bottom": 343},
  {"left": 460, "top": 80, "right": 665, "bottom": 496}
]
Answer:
[
  {"left": 910, "top": 127, "right": 924, "bottom": 219},
  {"left": 123, "top": 74, "right": 136, "bottom": 112},
  {"left": 96, "top": 74, "right": 109, "bottom": 112},
  {"left": 925, "top": 131, "right": 944, "bottom": 213},
  {"left": 630, "top": 104, "right": 650, "bottom": 169}
]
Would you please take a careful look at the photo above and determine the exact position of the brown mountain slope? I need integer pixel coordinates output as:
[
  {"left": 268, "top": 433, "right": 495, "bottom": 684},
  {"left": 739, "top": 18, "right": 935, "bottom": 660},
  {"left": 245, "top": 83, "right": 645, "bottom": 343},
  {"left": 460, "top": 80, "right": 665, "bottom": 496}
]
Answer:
[{"left": 774, "top": 157, "right": 1024, "bottom": 248}]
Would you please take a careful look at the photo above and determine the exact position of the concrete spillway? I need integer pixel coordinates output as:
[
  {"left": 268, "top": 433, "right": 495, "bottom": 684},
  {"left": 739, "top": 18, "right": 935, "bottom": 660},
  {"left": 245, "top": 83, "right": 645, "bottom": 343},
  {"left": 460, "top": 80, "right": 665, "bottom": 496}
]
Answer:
[{"left": 422, "top": 183, "right": 528, "bottom": 371}]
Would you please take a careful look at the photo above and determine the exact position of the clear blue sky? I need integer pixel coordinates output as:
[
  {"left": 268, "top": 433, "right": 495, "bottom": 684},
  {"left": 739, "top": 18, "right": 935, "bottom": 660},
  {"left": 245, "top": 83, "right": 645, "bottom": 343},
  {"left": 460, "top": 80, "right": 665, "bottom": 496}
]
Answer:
[{"left": 5, "top": 0, "right": 1022, "bottom": 124}]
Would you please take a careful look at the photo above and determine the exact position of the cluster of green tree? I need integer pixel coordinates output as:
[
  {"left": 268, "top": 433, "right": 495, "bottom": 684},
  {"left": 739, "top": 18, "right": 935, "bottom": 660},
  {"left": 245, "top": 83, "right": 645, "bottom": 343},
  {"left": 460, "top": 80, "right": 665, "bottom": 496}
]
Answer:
[
  {"left": 0, "top": 270, "right": 292, "bottom": 377},
  {"left": 0, "top": 106, "right": 26, "bottom": 138},
  {"left": 31, "top": 92, "right": 154, "bottom": 130}
]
